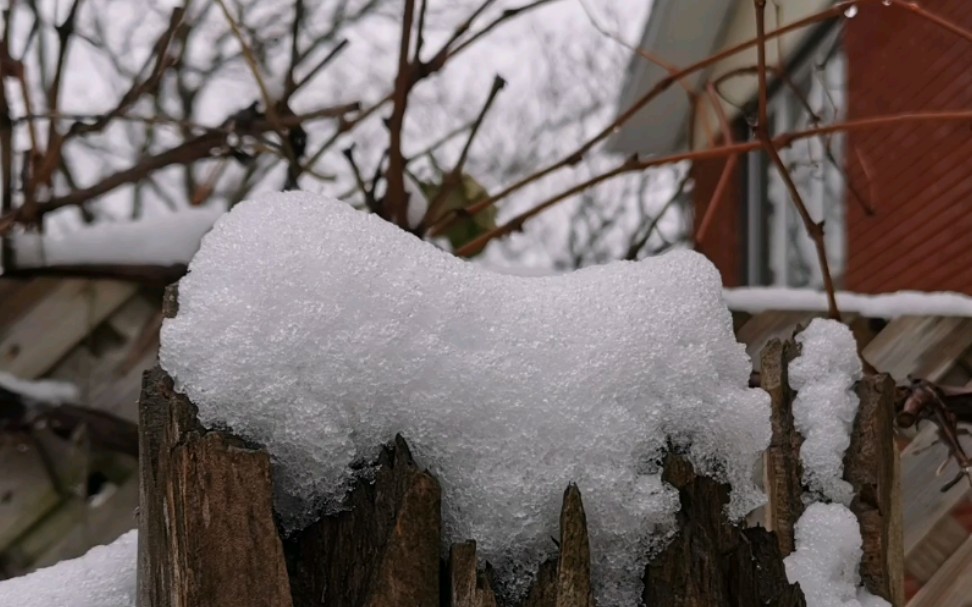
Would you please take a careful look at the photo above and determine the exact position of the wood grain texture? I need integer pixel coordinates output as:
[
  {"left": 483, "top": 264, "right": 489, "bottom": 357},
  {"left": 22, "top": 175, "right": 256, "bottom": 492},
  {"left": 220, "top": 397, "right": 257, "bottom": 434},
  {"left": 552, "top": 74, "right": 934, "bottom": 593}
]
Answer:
[
  {"left": 760, "top": 338, "right": 803, "bottom": 556},
  {"left": 282, "top": 435, "right": 440, "bottom": 607},
  {"left": 136, "top": 366, "right": 293, "bottom": 607},
  {"left": 845, "top": 373, "right": 905, "bottom": 606},
  {"left": 449, "top": 541, "right": 498, "bottom": 607},
  {"left": 643, "top": 452, "right": 805, "bottom": 607}
]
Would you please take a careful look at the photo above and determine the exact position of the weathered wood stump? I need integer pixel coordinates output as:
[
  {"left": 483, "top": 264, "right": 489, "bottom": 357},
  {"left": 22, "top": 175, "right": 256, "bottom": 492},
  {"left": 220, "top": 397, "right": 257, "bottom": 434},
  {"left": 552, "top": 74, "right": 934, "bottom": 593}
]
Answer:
[
  {"left": 642, "top": 451, "right": 805, "bottom": 607},
  {"left": 137, "top": 286, "right": 897, "bottom": 606},
  {"left": 136, "top": 366, "right": 805, "bottom": 607}
]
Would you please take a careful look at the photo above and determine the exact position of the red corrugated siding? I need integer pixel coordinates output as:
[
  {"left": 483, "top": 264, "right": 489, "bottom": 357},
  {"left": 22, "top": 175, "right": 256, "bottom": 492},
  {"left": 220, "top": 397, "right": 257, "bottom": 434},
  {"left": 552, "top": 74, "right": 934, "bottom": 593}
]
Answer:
[
  {"left": 691, "top": 155, "right": 743, "bottom": 287},
  {"left": 844, "top": 1, "right": 972, "bottom": 294}
]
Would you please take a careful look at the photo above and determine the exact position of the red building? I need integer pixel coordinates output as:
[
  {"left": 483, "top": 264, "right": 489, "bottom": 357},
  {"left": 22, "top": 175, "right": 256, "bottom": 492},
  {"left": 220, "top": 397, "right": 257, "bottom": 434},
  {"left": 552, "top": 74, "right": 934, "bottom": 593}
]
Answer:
[{"left": 612, "top": 0, "right": 972, "bottom": 294}]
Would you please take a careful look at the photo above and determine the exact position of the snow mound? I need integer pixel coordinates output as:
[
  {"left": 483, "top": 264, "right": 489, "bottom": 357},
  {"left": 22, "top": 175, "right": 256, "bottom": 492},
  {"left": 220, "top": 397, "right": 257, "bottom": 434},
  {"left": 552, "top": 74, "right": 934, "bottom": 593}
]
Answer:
[
  {"left": 160, "top": 192, "right": 770, "bottom": 605},
  {"left": 785, "top": 503, "right": 889, "bottom": 607},
  {"left": 0, "top": 531, "right": 136, "bottom": 607},
  {"left": 789, "top": 319, "right": 862, "bottom": 505}
]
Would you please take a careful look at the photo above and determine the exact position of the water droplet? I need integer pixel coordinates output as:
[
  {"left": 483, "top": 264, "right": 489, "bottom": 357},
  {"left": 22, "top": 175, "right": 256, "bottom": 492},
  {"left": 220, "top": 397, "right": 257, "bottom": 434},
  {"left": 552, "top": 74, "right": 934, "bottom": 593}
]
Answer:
[{"left": 844, "top": 5, "right": 859, "bottom": 17}]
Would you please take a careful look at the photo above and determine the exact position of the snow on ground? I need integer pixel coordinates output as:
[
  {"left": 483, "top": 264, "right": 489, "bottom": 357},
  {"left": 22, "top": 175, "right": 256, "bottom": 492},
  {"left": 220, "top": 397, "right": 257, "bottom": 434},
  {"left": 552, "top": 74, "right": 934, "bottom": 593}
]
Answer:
[
  {"left": 160, "top": 191, "right": 770, "bottom": 605},
  {"left": 0, "top": 531, "right": 136, "bottom": 607},
  {"left": 12, "top": 205, "right": 223, "bottom": 268},
  {"left": 0, "top": 371, "right": 79, "bottom": 404},
  {"left": 724, "top": 287, "right": 972, "bottom": 318},
  {"left": 788, "top": 319, "right": 862, "bottom": 505}
]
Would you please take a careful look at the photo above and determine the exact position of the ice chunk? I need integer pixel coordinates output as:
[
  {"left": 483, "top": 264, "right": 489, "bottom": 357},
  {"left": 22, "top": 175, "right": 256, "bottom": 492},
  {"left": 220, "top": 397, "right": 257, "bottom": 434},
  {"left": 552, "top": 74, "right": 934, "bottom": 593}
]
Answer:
[
  {"left": 0, "top": 371, "right": 79, "bottom": 404},
  {"left": 160, "top": 192, "right": 770, "bottom": 604},
  {"left": 789, "top": 319, "right": 862, "bottom": 505},
  {"left": 0, "top": 530, "right": 136, "bottom": 607},
  {"left": 785, "top": 503, "right": 889, "bottom": 607}
]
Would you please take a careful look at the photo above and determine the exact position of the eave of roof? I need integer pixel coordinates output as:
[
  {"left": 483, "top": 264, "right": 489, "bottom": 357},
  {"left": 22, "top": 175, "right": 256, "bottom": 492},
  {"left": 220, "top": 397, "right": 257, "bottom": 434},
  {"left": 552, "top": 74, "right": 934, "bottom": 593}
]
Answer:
[{"left": 607, "top": 0, "right": 737, "bottom": 157}]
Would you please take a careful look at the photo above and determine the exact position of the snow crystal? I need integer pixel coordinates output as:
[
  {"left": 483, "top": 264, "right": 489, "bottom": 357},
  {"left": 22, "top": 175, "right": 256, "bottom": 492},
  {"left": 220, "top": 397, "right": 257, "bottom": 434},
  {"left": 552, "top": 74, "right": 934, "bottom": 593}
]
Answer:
[
  {"left": 789, "top": 319, "right": 862, "bottom": 505},
  {"left": 724, "top": 286, "right": 972, "bottom": 318},
  {"left": 0, "top": 530, "right": 136, "bottom": 607},
  {"left": 785, "top": 503, "right": 889, "bottom": 607},
  {"left": 159, "top": 192, "right": 770, "bottom": 605},
  {"left": 0, "top": 371, "right": 79, "bottom": 404},
  {"left": 12, "top": 206, "right": 222, "bottom": 268}
]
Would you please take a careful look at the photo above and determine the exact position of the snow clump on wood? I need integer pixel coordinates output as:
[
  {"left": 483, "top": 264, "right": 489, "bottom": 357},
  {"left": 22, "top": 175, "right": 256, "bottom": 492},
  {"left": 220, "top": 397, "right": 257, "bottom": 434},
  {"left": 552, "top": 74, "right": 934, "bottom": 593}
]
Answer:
[{"left": 160, "top": 191, "right": 771, "bottom": 604}]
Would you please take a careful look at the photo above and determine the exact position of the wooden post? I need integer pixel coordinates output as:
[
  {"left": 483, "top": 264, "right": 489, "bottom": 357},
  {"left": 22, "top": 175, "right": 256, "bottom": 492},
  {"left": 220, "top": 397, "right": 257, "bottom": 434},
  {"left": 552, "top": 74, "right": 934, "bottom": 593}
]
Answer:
[
  {"left": 758, "top": 338, "right": 905, "bottom": 606},
  {"left": 845, "top": 374, "right": 905, "bottom": 606},
  {"left": 283, "top": 435, "right": 441, "bottom": 607},
  {"left": 643, "top": 451, "right": 805, "bottom": 607},
  {"left": 136, "top": 368, "right": 294, "bottom": 607},
  {"left": 137, "top": 285, "right": 293, "bottom": 607},
  {"left": 760, "top": 338, "right": 803, "bottom": 556}
]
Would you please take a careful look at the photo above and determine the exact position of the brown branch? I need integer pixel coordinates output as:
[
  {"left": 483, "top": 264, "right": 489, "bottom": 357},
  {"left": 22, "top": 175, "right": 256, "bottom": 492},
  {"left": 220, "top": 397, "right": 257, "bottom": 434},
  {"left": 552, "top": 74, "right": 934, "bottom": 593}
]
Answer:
[
  {"left": 421, "top": 74, "right": 505, "bottom": 229},
  {"left": 68, "top": 6, "right": 186, "bottom": 139},
  {"left": 0, "top": 102, "right": 359, "bottom": 231},
  {"left": 453, "top": 108, "right": 972, "bottom": 257},
  {"left": 288, "top": 39, "right": 349, "bottom": 99},
  {"left": 624, "top": 170, "right": 691, "bottom": 260},
  {"left": 753, "top": 0, "right": 840, "bottom": 320},
  {"left": 427, "top": 2, "right": 855, "bottom": 237},
  {"left": 383, "top": 0, "right": 418, "bottom": 227}
]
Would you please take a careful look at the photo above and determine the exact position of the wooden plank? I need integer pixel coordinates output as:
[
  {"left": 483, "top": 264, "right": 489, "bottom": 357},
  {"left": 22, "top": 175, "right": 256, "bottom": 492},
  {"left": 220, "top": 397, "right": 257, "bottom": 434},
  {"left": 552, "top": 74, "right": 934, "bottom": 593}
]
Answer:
[
  {"left": 735, "top": 311, "right": 818, "bottom": 368},
  {"left": 137, "top": 367, "right": 294, "bottom": 607},
  {"left": 30, "top": 475, "right": 137, "bottom": 571},
  {"left": 643, "top": 452, "right": 804, "bottom": 606},
  {"left": 45, "top": 292, "right": 160, "bottom": 421},
  {"left": 902, "top": 425, "right": 971, "bottom": 561},
  {"left": 904, "top": 516, "right": 966, "bottom": 583},
  {"left": 907, "top": 534, "right": 972, "bottom": 607},
  {"left": 866, "top": 317, "right": 972, "bottom": 583},
  {"left": 449, "top": 541, "right": 499, "bottom": 607},
  {"left": 0, "top": 432, "right": 89, "bottom": 555},
  {"left": 522, "top": 485, "right": 594, "bottom": 607},
  {"left": 863, "top": 317, "right": 972, "bottom": 382},
  {"left": 0, "top": 279, "right": 136, "bottom": 379},
  {"left": 845, "top": 374, "right": 905, "bottom": 606},
  {"left": 283, "top": 434, "right": 441, "bottom": 607},
  {"left": 759, "top": 338, "right": 803, "bottom": 557}
]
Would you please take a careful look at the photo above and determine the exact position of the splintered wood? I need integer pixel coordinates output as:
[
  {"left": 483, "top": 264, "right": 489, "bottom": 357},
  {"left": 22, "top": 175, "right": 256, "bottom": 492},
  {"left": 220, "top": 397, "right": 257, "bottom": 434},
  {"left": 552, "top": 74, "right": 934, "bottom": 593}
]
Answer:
[{"left": 138, "top": 286, "right": 900, "bottom": 606}]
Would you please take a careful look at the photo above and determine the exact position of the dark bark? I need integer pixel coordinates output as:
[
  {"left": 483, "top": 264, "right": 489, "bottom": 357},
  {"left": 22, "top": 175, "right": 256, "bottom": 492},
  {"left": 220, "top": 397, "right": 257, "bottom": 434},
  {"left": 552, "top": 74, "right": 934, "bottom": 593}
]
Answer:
[
  {"left": 642, "top": 452, "right": 805, "bottom": 607},
  {"left": 283, "top": 435, "right": 441, "bottom": 607}
]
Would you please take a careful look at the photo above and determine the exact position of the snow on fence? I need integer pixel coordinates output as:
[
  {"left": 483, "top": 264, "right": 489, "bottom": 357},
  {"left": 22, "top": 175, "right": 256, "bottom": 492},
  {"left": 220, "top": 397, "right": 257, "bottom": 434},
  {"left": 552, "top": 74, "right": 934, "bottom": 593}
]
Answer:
[
  {"left": 120, "top": 194, "right": 903, "bottom": 606},
  {"left": 133, "top": 292, "right": 903, "bottom": 606}
]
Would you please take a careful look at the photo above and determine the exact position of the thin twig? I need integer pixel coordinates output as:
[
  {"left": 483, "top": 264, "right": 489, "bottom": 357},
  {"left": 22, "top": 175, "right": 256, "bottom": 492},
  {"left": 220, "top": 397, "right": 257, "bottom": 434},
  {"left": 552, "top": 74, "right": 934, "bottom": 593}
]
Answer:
[
  {"left": 421, "top": 74, "right": 505, "bottom": 229},
  {"left": 383, "top": 0, "right": 418, "bottom": 227},
  {"left": 753, "top": 0, "right": 840, "bottom": 319},
  {"left": 451, "top": 108, "right": 972, "bottom": 256}
]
